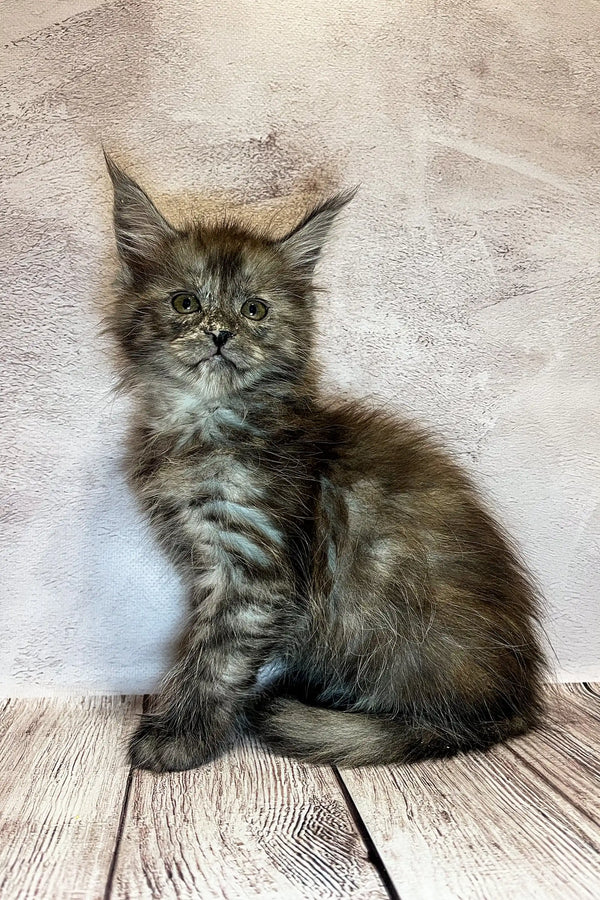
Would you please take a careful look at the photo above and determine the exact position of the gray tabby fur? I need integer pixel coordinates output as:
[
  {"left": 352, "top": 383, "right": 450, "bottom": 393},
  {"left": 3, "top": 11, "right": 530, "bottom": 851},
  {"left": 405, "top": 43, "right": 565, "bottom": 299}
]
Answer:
[{"left": 104, "top": 154, "right": 545, "bottom": 771}]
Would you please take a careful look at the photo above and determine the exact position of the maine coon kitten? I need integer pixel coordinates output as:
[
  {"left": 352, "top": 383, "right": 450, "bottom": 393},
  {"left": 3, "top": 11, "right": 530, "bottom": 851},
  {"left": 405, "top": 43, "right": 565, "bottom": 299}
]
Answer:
[{"left": 104, "top": 153, "right": 544, "bottom": 772}]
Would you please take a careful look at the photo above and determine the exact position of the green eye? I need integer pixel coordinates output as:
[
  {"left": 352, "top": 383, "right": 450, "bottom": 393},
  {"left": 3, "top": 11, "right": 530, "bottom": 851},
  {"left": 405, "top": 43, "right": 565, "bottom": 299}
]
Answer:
[
  {"left": 171, "top": 292, "right": 201, "bottom": 314},
  {"left": 241, "top": 299, "right": 268, "bottom": 321}
]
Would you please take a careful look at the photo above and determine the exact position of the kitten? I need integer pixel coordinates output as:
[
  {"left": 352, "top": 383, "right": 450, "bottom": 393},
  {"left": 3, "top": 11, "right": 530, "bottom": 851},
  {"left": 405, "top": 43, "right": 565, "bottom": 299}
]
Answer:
[{"left": 104, "top": 153, "right": 544, "bottom": 771}]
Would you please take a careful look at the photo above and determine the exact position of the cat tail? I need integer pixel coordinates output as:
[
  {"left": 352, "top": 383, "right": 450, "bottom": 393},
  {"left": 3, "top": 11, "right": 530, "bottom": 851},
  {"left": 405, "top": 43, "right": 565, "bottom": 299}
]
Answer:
[{"left": 253, "top": 697, "right": 529, "bottom": 766}]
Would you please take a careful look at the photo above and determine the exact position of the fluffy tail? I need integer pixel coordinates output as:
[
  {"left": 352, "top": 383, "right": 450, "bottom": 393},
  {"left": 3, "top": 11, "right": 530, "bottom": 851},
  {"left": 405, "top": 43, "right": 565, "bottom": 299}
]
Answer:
[{"left": 253, "top": 697, "right": 530, "bottom": 767}]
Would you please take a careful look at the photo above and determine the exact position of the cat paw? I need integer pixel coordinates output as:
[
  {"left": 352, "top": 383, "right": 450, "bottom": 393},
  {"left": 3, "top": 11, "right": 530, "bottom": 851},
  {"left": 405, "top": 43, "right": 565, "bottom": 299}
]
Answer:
[{"left": 128, "top": 716, "right": 211, "bottom": 772}]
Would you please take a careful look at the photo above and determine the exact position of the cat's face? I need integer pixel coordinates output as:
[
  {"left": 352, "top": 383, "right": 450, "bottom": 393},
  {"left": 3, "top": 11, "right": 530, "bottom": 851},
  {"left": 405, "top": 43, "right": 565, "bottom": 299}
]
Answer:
[{"left": 105, "top": 155, "right": 353, "bottom": 402}]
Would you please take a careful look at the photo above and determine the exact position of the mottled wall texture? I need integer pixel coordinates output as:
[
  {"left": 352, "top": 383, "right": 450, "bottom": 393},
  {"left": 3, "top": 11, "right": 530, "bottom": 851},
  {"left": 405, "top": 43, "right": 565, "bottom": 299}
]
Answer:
[{"left": 1, "top": 0, "right": 599, "bottom": 693}]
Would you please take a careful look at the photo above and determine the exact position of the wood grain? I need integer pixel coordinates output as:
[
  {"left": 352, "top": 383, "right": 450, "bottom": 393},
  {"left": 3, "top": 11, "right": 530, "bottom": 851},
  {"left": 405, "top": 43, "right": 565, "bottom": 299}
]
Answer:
[
  {"left": 338, "top": 686, "right": 600, "bottom": 900},
  {"left": 111, "top": 737, "right": 387, "bottom": 900},
  {"left": 566, "top": 682, "right": 600, "bottom": 720},
  {"left": 542, "top": 683, "right": 600, "bottom": 732},
  {"left": 0, "top": 695, "right": 140, "bottom": 900},
  {"left": 508, "top": 692, "right": 600, "bottom": 833},
  {"left": 1, "top": 687, "right": 598, "bottom": 899}
]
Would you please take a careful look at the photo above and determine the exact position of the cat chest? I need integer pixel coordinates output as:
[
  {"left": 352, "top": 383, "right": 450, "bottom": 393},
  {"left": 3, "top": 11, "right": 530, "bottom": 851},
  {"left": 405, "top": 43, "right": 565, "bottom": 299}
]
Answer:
[
  {"left": 142, "top": 453, "right": 286, "bottom": 567},
  {"left": 141, "top": 451, "right": 265, "bottom": 510}
]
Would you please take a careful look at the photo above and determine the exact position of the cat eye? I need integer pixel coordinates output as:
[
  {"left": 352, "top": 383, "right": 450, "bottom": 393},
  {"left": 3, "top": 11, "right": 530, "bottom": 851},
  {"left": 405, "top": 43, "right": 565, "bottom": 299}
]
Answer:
[
  {"left": 240, "top": 299, "right": 268, "bottom": 321},
  {"left": 171, "top": 292, "right": 201, "bottom": 314}
]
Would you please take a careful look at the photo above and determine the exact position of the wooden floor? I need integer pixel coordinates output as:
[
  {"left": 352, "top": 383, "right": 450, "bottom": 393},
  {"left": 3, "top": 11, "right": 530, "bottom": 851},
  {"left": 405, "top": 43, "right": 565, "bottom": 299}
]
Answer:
[{"left": 1, "top": 685, "right": 599, "bottom": 899}]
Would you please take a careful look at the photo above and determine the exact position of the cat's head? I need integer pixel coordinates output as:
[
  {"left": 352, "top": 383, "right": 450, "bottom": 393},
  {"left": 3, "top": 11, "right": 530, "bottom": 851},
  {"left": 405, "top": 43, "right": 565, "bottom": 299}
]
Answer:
[{"left": 104, "top": 153, "right": 353, "bottom": 402}]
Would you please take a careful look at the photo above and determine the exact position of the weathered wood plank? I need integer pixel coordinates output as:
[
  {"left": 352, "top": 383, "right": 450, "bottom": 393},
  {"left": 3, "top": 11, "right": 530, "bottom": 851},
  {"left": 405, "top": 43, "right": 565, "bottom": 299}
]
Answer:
[
  {"left": 0, "top": 695, "right": 140, "bottom": 900},
  {"left": 3, "top": 687, "right": 598, "bottom": 899},
  {"left": 509, "top": 692, "right": 600, "bottom": 831},
  {"left": 338, "top": 685, "right": 600, "bottom": 900},
  {"left": 541, "top": 683, "right": 600, "bottom": 746},
  {"left": 111, "top": 737, "right": 387, "bottom": 900},
  {"left": 566, "top": 682, "right": 600, "bottom": 720}
]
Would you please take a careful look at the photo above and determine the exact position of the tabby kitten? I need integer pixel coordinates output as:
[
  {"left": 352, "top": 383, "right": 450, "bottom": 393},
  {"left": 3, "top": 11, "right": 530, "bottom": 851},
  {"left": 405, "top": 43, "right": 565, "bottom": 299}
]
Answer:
[{"left": 105, "top": 154, "right": 544, "bottom": 772}]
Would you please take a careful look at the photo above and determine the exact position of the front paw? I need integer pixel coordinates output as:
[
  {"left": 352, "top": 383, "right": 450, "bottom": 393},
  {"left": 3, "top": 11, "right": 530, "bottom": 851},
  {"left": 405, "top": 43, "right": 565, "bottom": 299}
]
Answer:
[{"left": 128, "top": 715, "right": 211, "bottom": 773}]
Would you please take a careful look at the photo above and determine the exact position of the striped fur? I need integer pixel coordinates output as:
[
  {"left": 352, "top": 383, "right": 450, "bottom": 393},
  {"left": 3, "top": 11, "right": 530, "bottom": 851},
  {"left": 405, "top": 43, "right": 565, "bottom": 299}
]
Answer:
[{"left": 105, "top": 156, "right": 545, "bottom": 771}]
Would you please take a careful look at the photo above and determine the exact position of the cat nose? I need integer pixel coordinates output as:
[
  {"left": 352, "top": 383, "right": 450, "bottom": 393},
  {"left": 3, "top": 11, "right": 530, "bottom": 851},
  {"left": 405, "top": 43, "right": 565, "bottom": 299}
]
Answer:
[{"left": 206, "top": 329, "right": 234, "bottom": 348}]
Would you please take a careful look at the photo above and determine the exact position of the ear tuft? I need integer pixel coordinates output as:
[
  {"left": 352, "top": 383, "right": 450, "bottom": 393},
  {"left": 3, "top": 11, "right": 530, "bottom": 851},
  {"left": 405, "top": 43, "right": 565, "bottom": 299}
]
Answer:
[
  {"left": 277, "top": 188, "right": 356, "bottom": 275},
  {"left": 104, "top": 150, "right": 176, "bottom": 269}
]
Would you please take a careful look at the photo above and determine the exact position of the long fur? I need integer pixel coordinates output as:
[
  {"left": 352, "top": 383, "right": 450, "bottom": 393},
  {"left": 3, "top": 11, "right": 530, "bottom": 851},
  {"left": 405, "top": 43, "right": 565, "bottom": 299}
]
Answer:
[{"left": 104, "top": 155, "right": 545, "bottom": 771}]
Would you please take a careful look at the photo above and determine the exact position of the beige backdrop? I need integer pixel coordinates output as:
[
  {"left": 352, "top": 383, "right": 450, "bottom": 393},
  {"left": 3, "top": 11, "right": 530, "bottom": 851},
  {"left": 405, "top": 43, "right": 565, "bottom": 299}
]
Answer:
[{"left": 1, "top": 0, "right": 599, "bottom": 693}]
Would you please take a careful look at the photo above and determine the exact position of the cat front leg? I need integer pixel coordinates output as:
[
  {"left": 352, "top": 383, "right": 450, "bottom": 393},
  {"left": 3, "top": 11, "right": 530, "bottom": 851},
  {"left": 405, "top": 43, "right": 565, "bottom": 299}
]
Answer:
[{"left": 128, "top": 575, "right": 289, "bottom": 772}]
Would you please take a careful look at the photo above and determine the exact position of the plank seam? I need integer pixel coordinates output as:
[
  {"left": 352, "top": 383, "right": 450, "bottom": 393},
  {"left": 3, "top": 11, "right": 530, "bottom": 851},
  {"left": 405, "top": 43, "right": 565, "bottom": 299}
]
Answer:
[
  {"left": 332, "top": 767, "right": 402, "bottom": 900},
  {"left": 102, "top": 695, "right": 141, "bottom": 900},
  {"left": 103, "top": 766, "right": 134, "bottom": 900}
]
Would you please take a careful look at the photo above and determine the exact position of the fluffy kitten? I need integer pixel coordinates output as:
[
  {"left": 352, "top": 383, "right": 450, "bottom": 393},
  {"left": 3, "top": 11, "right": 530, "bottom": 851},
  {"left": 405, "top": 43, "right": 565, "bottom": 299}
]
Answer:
[{"left": 104, "top": 154, "right": 544, "bottom": 771}]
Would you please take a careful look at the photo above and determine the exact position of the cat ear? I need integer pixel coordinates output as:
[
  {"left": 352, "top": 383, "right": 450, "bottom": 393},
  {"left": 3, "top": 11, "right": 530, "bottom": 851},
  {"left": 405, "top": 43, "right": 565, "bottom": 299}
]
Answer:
[
  {"left": 277, "top": 189, "right": 356, "bottom": 275},
  {"left": 104, "top": 151, "right": 176, "bottom": 269}
]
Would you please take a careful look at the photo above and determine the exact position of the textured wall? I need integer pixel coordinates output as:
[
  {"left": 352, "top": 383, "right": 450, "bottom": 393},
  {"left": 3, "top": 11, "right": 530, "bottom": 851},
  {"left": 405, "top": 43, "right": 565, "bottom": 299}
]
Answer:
[{"left": 1, "top": 0, "right": 599, "bottom": 694}]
